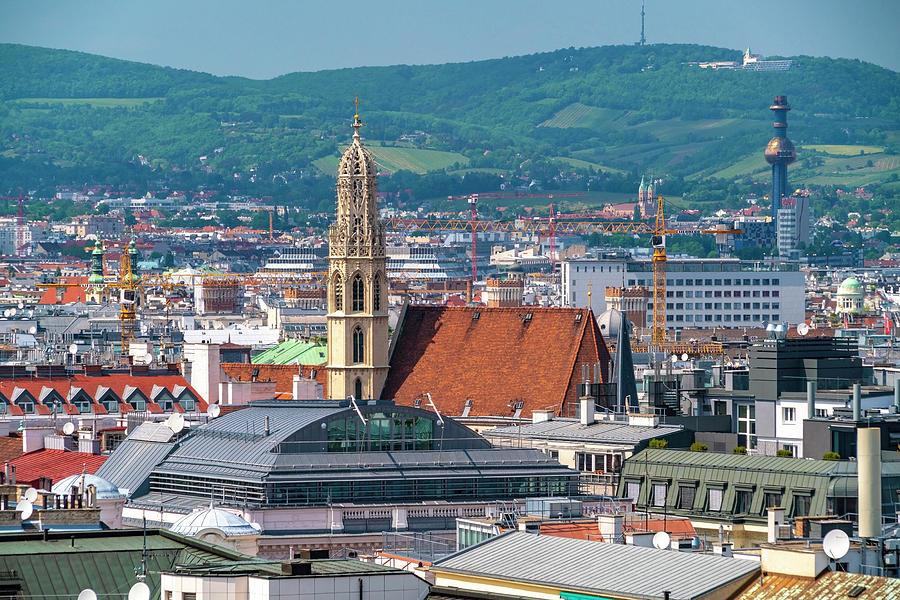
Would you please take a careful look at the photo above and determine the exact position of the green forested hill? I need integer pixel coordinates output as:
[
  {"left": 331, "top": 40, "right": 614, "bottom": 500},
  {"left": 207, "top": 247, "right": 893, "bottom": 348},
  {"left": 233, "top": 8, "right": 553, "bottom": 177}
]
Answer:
[{"left": 1, "top": 42, "right": 898, "bottom": 207}]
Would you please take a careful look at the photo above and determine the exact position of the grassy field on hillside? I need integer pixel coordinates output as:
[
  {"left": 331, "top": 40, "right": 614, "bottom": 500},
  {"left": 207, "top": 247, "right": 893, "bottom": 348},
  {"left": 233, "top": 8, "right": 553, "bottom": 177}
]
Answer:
[
  {"left": 16, "top": 97, "right": 163, "bottom": 107},
  {"left": 803, "top": 144, "right": 885, "bottom": 155},
  {"left": 313, "top": 143, "right": 469, "bottom": 174}
]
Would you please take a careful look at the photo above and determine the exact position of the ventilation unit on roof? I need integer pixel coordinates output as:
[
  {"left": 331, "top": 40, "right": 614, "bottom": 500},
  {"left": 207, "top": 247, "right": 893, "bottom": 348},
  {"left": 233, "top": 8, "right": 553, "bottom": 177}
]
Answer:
[
  {"left": 521, "top": 313, "right": 533, "bottom": 323},
  {"left": 472, "top": 311, "right": 480, "bottom": 320},
  {"left": 414, "top": 398, "right": 422, "bottom": 408}
]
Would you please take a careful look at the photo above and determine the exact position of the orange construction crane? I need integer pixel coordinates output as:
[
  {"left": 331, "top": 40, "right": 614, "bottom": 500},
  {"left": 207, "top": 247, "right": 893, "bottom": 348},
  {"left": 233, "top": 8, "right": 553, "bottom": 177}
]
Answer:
[{"left": 386, "top": 196, "right": 741, "bottom": 353}]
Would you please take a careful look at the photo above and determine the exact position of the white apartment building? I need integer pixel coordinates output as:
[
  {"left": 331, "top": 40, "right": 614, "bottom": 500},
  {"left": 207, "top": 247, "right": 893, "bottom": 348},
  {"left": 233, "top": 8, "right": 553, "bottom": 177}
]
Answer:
[{"left": 562, "top": 255, "right": 805, "bottom": 328}]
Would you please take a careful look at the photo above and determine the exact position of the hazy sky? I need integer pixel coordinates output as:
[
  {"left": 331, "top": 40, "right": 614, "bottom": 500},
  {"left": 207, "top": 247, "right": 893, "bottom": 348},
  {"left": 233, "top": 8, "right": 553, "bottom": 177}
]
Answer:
[{"left": 2, "top": 0, "right": 897, "bottom": 79}]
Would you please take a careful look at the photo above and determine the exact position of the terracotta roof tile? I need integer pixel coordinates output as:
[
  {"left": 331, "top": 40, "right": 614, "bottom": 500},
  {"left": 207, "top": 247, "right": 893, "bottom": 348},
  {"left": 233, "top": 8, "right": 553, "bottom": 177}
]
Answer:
[
  {"left": 0, "top": 434, "right": 23, "bottom": 464},
  {"left": 0, "top": 373, "right": 202, "bottom": 413},
  {"left": 383, "top": 306, "right": 611, "bottom": 418},
  {"left": 220, "top": 363, "right": 327, "bottom": 397},
  {"left": 9, "top": 449, "right": 107, "bottom": 487}
]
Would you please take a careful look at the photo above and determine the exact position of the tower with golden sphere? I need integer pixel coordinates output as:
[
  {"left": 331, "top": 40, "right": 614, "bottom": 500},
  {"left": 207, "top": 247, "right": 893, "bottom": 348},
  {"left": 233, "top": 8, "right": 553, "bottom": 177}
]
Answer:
[
  {"left": 764, "top": 95, "right": 796, "bottom": 236},
  {"left": 326, "top": 103, "right": 389, "bottom": 400}
]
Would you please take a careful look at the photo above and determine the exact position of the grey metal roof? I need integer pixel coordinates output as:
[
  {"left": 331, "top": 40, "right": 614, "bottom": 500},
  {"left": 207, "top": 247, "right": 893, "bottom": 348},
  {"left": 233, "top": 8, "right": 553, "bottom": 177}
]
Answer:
[
  {"left": 484, "top": 419, "right": 683, "bottom": 445},
  {"left": 432, "top": 531, "right": 759, "bottom": 600},
  {"left": 155, "top": 404, "right": 346, "bottom": 477},
  {"left": 629, "top": 448, "right": 856, "bottom": 475},
  {"left": 95, "top": 438, "right": 175, "bottom": 496}
]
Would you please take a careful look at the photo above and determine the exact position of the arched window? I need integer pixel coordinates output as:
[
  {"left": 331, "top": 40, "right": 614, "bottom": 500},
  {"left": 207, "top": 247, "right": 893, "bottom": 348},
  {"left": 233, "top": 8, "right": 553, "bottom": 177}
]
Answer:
[
  {"left": 373, "top": 273, "right": 382, "bottom": 312},
  {"left": 354, "top": 378, "right": 363, "bottom": 400},
  {"left": 333, "top": 273, "right": 343, "bottom": 312},
  {"left": 352, "top": 273, "right": 364, "bottom": 312},
  {"left": 352, "top": 326, "right": 364, "bottom": 364}
]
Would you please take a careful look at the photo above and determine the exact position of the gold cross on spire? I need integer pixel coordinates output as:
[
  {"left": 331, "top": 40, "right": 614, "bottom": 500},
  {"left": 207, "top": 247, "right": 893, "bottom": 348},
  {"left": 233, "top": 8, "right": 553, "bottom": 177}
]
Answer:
[{"left": 352, "top": 94, "right": 362, "bottom": 138}]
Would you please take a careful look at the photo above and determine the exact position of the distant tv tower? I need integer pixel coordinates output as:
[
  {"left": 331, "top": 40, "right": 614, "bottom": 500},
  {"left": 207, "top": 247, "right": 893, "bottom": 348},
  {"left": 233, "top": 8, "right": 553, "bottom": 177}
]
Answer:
[{"left": 640, "top": 1, "right": 646, "bottom": 46}]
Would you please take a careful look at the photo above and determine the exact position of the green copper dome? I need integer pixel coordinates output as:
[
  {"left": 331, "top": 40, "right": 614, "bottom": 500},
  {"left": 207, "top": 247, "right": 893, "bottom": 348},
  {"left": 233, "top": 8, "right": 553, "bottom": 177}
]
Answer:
[{"left": 837, "top": 277, "right": 863, "bottom": 295}]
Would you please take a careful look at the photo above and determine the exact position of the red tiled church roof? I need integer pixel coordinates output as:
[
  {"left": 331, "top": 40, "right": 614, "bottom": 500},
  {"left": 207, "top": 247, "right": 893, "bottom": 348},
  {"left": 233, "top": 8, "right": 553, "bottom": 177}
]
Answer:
[
  {"left": 383, "top": 306, "right": 611, "bottom": 418},
  {"left": 38, "top": 286, "right": 86, "bottom": 305},
  {"left": 9, "top": 449, "right": 107, "bottom": 487}
]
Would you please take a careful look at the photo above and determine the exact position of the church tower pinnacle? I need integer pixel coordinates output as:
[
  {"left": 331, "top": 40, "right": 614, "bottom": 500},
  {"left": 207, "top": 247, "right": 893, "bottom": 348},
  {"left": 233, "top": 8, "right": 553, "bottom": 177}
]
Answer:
[{"left": 326, "top": 99, "right": 389, "bottom": 400}]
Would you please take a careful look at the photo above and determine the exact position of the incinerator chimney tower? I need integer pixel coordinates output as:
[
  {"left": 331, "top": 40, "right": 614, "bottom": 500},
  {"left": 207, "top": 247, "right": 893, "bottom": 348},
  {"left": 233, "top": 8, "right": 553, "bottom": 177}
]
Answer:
[{"left": 764, "top": 95, "right": 796, "bottom": 235}]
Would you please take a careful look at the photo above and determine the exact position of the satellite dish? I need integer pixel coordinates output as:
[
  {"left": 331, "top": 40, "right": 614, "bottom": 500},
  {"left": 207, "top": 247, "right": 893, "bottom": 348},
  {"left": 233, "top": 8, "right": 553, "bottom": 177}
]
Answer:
[
  {"left": 62, "top": 422, "right": 76, "bottom": 436},
  {"left": 28, "top": 326, "right": 36, "bottom": 334},
  {"left": 207, "top": 404, "right": 221, "bottom": 419},
  {"left": 17, "top": 500, "right": 33, "bottom": 520},
  {"left": 23, "top": 487, "right": 38, "bottom": 503},
  {"left": 671, "top": 354, "right": 678, "bottom": 363},
  {"left": 69, "top": 343, "right": 78, "bottom": 355},
  {"left": 128, "top": 582, "right": 151, "bottom": 600},
  {"left": 797, "top": 322, "right": 810, "bottom": 336},
  {"left": 78, "top": 590, "right": 98, "bottom": 600},
  {"left": 170, "top": 413, "right": 185, "bottom": 434},
  {"left": 823, "top": 529, "right": 850, "bottom": 560},
  {"left": 652, "top": 531, "right": 671, "bottom": 550},
  {"left": 681, "top": 353, "right": 689, "bottom": 361},
  {"left": 144, "top": 353, "right": 153, "bottom": 365}
]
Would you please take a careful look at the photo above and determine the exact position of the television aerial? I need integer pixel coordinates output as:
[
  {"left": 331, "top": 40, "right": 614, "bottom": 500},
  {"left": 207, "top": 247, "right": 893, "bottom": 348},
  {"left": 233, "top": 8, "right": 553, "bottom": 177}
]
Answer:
[
  {"left": 797, "top": 322, "right": 810, "bottom": 336},
  {"left": 128, "top": 582, "right": 151, "bottom": 600},
  {"left": 62, "top": 422, "right": 76, "bottom": 436},
  {"left": 17, "top": 499, "right": 33, "bottom": 520},
  {"left": 78, "top": 590, "right": 98, "bottom": 600},
  {"left": 652, "top": 531, "right": 671, "bottom": 550},
  {"left": 207, "top": 404, "right": 221, "bottom": 419},
  {"left": 23, "top": 487, "right": 38, "bottom": 503},
  {"left": 823, "top": 529, "right": 850, "bottom": 560}
]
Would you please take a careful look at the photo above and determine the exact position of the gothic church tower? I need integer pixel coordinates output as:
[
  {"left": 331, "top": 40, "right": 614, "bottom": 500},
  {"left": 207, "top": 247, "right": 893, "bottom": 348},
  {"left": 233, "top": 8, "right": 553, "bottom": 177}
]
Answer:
[{"left": 326, "top": 106, "right": 389, "bottom": 400}]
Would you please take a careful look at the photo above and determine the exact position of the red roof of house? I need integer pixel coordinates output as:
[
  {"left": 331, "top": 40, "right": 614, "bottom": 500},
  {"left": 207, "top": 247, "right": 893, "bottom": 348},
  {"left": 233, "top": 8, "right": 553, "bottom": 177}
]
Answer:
[
  {"left": 38, "top": 285, "right": 86, "bottom": 305},
  {"left": 537, "top": 517, "right": 696, "bottom": 542},
  {"left": 220, "top": 363, "right": 327, "bottom": 397},
  {"left": 0, "top": 372, "right": 205, "bottom": 412},
  {"left": 9, "top": 449, "right": 107, "bottom": 487},
  {"left": 0, "top": 434, "right": 23, "bottom": 464},
  {"left": 383, "top": 306, "right": 611, "bottom": 418}
]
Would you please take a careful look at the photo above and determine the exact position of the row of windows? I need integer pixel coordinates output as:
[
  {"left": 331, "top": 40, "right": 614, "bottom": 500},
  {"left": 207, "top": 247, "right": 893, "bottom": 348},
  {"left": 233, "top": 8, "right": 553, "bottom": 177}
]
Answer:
[
  {"left": 333, "top": 272, "right": 383, "bottom": 313},
  {"left": 0, "top": 396, "right": 195, "bottom": 414},
  {"left": 667, "top": 302, "right": 780, "bottom": 310},
  {"left": 626, "top": 481, "right": 812, "bottom": 517},
  {"left": 324, "top": 414, "right": 435, "bottom": 453},
  {"left": 666, "top": 314, "right": 779, "bottom": 323},
  {"left": 667, "top": 290, "right": 780, "bottom": 298}
]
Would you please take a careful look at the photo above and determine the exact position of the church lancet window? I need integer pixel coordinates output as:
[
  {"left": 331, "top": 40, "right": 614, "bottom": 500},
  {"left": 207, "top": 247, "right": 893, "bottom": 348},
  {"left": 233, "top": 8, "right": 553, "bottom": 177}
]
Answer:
[
  {"left": 333, "top": 273, "right": 343, "bottom": 312},
  {"left": 373, "top": 273, "right": 382, "bottom": 312},
  {"left": 353, "top": 326, "right": 364, "bottom": 363},
  {"left": 354, "top": 378, "right": 363, "bottom": 400},
  {"left": 352, "top": 273, "right": 364, "bottom": 312}
]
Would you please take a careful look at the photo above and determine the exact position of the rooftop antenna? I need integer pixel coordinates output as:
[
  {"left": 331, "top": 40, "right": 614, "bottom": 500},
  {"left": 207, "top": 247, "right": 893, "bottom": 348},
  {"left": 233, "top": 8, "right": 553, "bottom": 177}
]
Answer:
[
  {"left": 640, "top": 1, "right": 646, "bottom": 46},
  {"left": 348, "top": 395, "right": 367, "bottom": 425},
  {"left": 424, "top": 392, "right": 444, "bottom": 426}
]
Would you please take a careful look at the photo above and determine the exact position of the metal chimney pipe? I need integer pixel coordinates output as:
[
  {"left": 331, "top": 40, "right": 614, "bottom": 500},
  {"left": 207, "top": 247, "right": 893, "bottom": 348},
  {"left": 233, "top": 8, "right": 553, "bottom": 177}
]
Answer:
[
  {"left": 264, "top": 415, "right": 270, "bottom": 436},
  {"left": 858, "top": 426, "right": 882, "bottom": 538},
  {"left": 9, "top": 465, "right": 14, "bottom": 485},
  {"left": 894, "top": 379, "right": 900, "bottom": 413},
  {"left": 853, "top": 383, "right": 861, "bottom": 421},
  {"left": 807, "top": 380, "right": 816, "bottom": 419}
]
